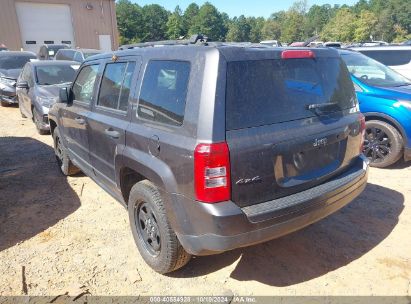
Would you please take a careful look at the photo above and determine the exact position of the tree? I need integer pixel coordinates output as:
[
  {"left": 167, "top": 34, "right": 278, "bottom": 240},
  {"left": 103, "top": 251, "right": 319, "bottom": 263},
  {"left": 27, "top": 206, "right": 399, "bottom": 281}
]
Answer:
[
  {"left": 262, "top": 19, "right": 282, "bottom": 41},
  {"left": 354, "top": 10, "right": 378, "bottom": 41},
  {"left": 167, "top": 6, "right": 185, "bottom": 39},
  {"left": 305, "top": 4, "right": 332, "bottom": 36},
  {"left": 141, "top": 4, "right": 170, "bottom": 42},
  {"left": 116, "top": 0, "right": 143, "bottom": 44},
  {"left": 280, "top": 4, "right": 306, "bottom": 43},
  {"left": 183, "top": 3, "right": 200, "bottom": 36},
  {"left": 321, "top": 8, "right": 356, "bottom": 42},
  {"left": 249, "top": 17, "right": 265, "bottom": 43},
  {"left": 189, "top": 2, "right": 226, "bottom": 41},
  {"left": 226, "top": 15, "right": 251, "bottom": 42}
]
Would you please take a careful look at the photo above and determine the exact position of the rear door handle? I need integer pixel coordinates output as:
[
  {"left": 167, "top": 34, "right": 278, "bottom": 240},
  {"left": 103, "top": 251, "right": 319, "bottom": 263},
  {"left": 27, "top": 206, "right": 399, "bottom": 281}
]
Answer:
[
  {"left": 104, "top": 128, "right": 120, "bottom": 139},
  {"left": 74, "top": 117, "right": 86, "bottom": 125}
]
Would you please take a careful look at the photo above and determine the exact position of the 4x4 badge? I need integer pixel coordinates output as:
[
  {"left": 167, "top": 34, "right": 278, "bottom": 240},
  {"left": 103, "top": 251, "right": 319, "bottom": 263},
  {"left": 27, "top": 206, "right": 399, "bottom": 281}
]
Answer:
[{"left": 236, "top": 176, "right": 262, "bottom": 185}]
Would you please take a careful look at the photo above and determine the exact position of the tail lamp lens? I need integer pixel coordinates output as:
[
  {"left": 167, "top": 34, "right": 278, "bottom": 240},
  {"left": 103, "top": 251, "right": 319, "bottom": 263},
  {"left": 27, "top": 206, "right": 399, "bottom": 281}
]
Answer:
[{"left": 194, "top": 143, "right": 231, "bottom": 203}]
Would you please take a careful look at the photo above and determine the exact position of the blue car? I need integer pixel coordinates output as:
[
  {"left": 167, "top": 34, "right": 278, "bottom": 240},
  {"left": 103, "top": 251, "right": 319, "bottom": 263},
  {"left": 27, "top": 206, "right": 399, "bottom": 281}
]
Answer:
[{"left": 339, "top": 49, "right": 411, "bottom": 167}]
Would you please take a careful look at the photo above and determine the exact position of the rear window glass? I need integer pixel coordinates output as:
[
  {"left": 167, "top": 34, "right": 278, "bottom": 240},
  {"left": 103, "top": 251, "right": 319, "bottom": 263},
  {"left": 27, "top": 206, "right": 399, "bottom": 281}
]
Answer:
[
  {"left": 359, "top": 50, "right": 411, "bottom": 66},
  {"left": 138, "top": 61, "right": 190, "bottom": 126},
  {"left": 226, "top": 58, "right": 356, "bottom": 130}
]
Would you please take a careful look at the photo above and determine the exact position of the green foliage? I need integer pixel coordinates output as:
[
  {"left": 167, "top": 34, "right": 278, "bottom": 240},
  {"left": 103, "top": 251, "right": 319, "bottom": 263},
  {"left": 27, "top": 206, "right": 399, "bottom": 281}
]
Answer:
[
  {"left": 167, "top": 6, "right": 185, "bottom": 39},
  {"left": 116, "top": 0, "right": 411, "bottom": 46}
]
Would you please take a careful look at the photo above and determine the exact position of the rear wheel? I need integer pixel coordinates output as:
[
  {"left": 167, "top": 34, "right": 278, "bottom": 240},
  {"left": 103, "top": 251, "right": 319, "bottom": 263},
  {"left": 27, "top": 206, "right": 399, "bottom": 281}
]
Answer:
[
  {"left": 363, "top": 120, "right": 403, "bottom": 168},
  {"left": 128, "top": 180, "right": 191, "bottom": 274},
  {"left": 1, "top": 100, "right": 9, "bottom": 107},
  {"left": 53, "top": 127, "right": 80, "bottom": 176}
]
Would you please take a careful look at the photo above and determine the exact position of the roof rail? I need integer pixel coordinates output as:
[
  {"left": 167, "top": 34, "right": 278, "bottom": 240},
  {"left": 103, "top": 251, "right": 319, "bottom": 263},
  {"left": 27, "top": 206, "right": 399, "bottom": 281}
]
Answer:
[{"left": 119, "top": 34, "right": 209, "bottom": 50}]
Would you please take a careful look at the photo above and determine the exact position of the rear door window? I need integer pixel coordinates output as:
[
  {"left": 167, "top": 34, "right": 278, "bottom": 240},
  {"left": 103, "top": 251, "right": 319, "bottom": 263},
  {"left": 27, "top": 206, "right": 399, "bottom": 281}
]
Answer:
[
  {"left": 137, "top": 60, "right": 190, "bottom": 126},
  {"left": 360, "top": 50, "right": 411, "bottom": 66},
  {"left": 226, "top": 58, "right": 356, "bottom": 130},
  {"left": 97, "top": 61, "right": 136, "bottom": 112}
]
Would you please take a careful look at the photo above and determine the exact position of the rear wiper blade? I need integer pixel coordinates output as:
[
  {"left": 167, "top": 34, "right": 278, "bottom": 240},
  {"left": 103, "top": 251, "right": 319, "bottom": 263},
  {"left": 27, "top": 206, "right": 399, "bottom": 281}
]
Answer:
[{"left": 306, "top": 102, "right": 339, "bottom": 115}]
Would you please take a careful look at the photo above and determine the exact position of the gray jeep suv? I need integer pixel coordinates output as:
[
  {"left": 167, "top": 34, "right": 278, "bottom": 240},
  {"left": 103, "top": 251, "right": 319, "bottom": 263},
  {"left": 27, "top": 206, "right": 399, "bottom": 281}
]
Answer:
[{"left": 48, "top": 38, "right": 369, "bottom": 274}]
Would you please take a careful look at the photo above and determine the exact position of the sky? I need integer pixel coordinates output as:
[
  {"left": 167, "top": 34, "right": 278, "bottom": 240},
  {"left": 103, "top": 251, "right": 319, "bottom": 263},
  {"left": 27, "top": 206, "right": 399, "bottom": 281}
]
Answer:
[{"left": 129, "top": 0, "right": 359, "bottom": 18}]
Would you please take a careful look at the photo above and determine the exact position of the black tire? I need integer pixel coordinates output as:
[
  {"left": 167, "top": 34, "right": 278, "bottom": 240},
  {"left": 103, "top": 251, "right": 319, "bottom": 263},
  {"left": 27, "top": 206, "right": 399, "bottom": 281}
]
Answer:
[
  {"left": 33, "top": 107, "right": 49, "bottom": 135},
  {"left": 1, "top": 100, "right": 9, "bottom": 107},
  {"left": 52, "top": 127, "right": 80, "bottom": 176},
  {"left": 363, "top": 120, "right": 403, "bottom": 168},
  {"left": 128, "top": 180, "right": 191, "bottom": 274}
]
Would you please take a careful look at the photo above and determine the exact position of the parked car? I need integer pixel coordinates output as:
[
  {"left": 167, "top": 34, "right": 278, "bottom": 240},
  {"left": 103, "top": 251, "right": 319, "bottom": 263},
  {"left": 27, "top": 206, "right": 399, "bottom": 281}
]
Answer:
[
  {"left": 55, "top": 48, "right": 104, "bottom": 63},
  {"left": 339, "top": 49, "right": 411, "bottom": 167},
  {"left": 38, "top": 44, "right": 69, "bottom": 60},
  {"left": 16, "top": 61, "right": 79, "bottom": 134},
  {"left": 49, "top": 40, "right": 368, "bottom": 274},
  {"left": 351, "top": 46, "right": 411, "bottom": 79},
  {"left": 0, "top": 44, "right": 8, "bottom": 51},
  {"left": 361, "top": 41, "right": 389, "bottom": 47},
  {"left": 402, "top": 40, "right": 411, "bottom": 46},
  {"left": 260, "top": 40, "right": 282, "bottom": 47},
  {"left": 324, "top": 41, "right": 342, "bottom": 48},
  {"left": 0, "top": 51, "right": 36, "bottom": 106}
]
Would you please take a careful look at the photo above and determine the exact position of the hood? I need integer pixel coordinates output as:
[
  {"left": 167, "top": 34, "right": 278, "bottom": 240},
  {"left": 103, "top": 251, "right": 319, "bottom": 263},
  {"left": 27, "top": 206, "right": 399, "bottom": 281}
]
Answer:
[
  {"left": 36, "top": 85, "right": 61, "bottom": 98},
  {"left": 0, "top": 68, "right": 22, "bottom": 80},
  {"left": 353, "top": 77, "right": 411, "bottom": 101}
]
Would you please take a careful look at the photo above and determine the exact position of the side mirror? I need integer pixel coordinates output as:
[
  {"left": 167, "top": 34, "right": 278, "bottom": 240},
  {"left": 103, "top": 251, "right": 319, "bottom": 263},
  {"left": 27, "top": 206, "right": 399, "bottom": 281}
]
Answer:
[
  {"left": 16, "top": 81, "right": 29, "bottom": 89},
  {"left": 59, "top": 87, "right": 71, "bottom": 103}
]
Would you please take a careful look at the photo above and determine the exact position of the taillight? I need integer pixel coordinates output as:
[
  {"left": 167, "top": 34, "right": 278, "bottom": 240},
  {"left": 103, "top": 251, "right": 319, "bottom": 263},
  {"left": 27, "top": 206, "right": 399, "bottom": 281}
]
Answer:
[
  {"left": 194, "top": 142, "right": 231, "bottom": 203},
  {"left": 359, "top": 114, "right": 366, "bottom": 153},
  {"left": 281, "top": 50, "right": 315, "bottom": 59}
]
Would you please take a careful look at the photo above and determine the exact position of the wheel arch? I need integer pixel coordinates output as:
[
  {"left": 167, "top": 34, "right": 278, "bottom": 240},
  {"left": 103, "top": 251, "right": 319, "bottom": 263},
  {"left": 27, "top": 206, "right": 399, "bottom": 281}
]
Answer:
[{"left": 363, "top": 112, "right": 407, "bottom": 146}]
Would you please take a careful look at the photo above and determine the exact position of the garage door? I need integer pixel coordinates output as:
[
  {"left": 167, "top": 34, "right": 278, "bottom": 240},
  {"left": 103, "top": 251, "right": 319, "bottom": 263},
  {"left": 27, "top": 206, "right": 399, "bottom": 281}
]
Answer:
[{"left": 15, "top": 2, "right": 75, "bottom": 54}]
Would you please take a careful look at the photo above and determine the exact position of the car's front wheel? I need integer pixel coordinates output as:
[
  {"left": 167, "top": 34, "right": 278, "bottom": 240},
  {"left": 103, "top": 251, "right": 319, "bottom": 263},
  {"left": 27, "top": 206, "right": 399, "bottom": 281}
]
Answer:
[
  {"left": 363, "top": 120, "right": 403, "bottom": 168},
  {"left": 53, "top": 127, "right": 80, "bottom": 176},
  {"left": 128, "top": 180, "right": 191, "bottom": 274}
]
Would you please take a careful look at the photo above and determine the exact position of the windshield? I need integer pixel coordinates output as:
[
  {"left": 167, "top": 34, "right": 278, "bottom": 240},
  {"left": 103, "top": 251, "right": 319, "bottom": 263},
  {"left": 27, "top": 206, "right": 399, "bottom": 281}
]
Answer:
[
  {"left": 0, "top": 55, "right": 36, "bottom": 70},
  {"left": 35, "top": 65, "right": 79, "bottom": 85},
  {"left": 341, "top": 52, "right": 411, "bottom": 87},
  {"left": 226, "top": 57, "right": 356, "bottom": 130}
]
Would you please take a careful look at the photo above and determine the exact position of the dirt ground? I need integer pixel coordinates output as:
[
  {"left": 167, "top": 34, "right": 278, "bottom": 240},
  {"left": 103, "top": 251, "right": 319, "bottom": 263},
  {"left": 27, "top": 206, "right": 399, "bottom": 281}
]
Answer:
[{"left": 0, "top": 105, "right": 410, "bottom": 297}]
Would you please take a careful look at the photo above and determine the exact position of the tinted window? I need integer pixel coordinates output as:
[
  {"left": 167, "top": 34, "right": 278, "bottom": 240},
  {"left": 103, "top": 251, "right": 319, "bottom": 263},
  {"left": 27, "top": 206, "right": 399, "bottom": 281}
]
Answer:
[
  {"left": 226, "top": 58, "right": 356, "bottom": 130},
  {"left": 74, "top": 52, "right": 84, "bottom": 62},
  {"left": 72, "top": 65, "right": 99, "bottom": 103},
  {"left": 36, "top": 64, "right": 79, "bottom": 85},
  {"left": 56, "top": 50, "right": 75, "bottom": 61},
  {"left": 360, "top": 50, "right": 411, "bottom": 66},
  {"left": 138, "top": 61, "right": 190, "bottom": 126},
  {"left": 98, "top": 62, "right": 135, "bottom": 111},
  {"left": 0, "top": 55, "right": 36, "bottom": 69}
]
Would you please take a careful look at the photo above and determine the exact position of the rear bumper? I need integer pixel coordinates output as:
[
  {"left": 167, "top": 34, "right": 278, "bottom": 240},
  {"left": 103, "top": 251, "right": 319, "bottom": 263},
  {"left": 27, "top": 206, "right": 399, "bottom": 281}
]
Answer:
[{"left": 167, "top": 155, "right": 369, "bottom": 256}]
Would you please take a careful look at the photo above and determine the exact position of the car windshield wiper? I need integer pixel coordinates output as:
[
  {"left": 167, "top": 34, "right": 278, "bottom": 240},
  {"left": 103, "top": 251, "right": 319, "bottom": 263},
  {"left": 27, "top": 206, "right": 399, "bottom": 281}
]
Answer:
[
  {"left": 306, "top": 102, "right": 339, "bottom": 115},
  {"left": 393, "top": 82, "right": 411, "bottom": 87}
]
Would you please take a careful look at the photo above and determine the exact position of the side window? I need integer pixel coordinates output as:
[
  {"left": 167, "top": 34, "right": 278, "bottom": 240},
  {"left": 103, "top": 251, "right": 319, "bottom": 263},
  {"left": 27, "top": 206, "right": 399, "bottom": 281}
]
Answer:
[
  {"left": 74, "top": 52, "right": 83, "bottom": 62},
  {"left": 137, "top": 61, "right": 190, "bottom": 126},
  {"left": 72, "top": 65, "right": 99, "bottom": 104},
  {"left": 97, "top": 61, "right": 136, "bottom": 112}
]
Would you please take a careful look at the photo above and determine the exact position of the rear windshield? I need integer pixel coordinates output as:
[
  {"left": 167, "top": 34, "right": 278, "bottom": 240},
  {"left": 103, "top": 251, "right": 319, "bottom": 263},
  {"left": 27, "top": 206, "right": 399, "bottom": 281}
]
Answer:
[
  {"left": 0, "top": 55, "right": 36, "bottom": 70},
  {"left": 226, "top": 58, "right": 356, "bottom": 130},
  {"left": 359, "top": 50, "right": 411, "bottom": 66}
]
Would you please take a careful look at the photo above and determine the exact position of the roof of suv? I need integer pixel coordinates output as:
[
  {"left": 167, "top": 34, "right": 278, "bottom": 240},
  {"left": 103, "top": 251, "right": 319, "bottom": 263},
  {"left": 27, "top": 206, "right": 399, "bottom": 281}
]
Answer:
[
  {"left": 28, "top": 60, "right": 79, "bottom": 67},
  {"left": 87, "top": 44, "right": 341, "bottom": 63}
]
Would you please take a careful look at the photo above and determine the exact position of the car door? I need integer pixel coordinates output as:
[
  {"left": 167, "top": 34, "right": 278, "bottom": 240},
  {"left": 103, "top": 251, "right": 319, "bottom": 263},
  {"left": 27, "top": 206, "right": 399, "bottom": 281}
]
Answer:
[
  {"left": 60, "top": 63, "right": 101, "bottom": 173},
  {"left": 17, "top": 64, "right": 34, "bottom": 118},
  {"left": 87, "top": 57, "right": 140, "bottom": 194}
]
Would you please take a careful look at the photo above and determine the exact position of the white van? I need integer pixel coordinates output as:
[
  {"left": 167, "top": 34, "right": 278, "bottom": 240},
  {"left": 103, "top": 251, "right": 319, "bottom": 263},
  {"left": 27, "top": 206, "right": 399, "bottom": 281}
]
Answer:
[{"left": 351, "top": 46, "right": 411, "bottom": 79}]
